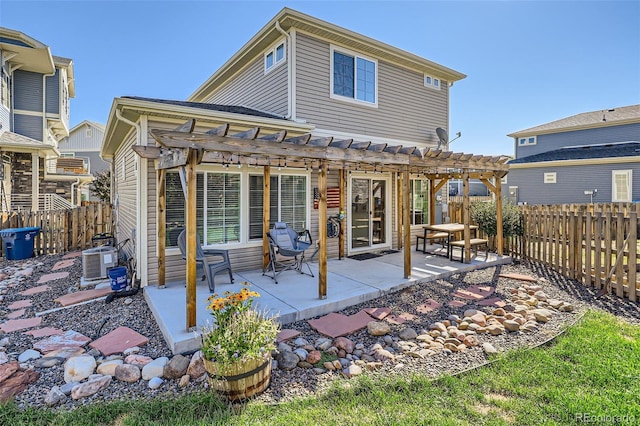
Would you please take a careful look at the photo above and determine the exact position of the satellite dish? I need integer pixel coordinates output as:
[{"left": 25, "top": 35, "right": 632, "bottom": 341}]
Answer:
[{"left": 436, "top": 127, "right": 449, "bottom": 150}]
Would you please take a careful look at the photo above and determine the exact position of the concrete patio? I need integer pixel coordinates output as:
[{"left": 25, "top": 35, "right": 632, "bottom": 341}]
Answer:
[{"left": 144, "top": 246, "right": 512, "bottom": 354}]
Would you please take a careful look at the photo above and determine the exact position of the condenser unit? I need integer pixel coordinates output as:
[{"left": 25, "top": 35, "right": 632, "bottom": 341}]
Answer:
[{"left": 82, "top": 246, "right": 118, "bottom": 280}]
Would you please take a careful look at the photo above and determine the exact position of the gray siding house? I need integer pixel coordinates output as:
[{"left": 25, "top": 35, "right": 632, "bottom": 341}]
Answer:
[
  {"left": 507, "top": 105, "right": 640, "bottom": 205},
  {"left": 0, "top": 27, "right": 88, "bottom": 212},
  {"left": 102, "top": 8, "right": 469, "bottom": 287}
]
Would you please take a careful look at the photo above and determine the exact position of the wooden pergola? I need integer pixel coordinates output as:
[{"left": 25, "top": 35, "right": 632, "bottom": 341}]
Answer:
[{"left": 133, "top": 119, "right": 509, "bottom": 330}]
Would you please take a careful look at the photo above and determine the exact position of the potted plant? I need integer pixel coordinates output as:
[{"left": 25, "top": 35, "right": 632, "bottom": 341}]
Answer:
[{"left": 200, "top": 283, "right": 279, "bottom": 402}]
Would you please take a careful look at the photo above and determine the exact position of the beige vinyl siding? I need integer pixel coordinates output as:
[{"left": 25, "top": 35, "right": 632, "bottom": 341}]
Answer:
[
  {"left": 295, "top": 34, "right": 448, "bottom": 143},
  {"left": 204, "top": 55, "right": 288, "bottom": 117},
  {"left": 112, "top": 132, "right": 138, "bottom": 259}
]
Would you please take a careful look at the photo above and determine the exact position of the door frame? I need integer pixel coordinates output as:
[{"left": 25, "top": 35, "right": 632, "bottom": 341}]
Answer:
[{"left": 347, "top": 172, "right": 392, "bottom": 254}]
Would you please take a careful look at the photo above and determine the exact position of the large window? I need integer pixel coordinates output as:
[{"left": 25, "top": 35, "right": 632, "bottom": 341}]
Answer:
[
  {"left": 165, "top": 171, "right": 240, "bottom": 247},
  {"left": 331, "top": 47, "right": 376, "bottom": 104},
  {"left": 249, "top": 174, "right": 307, "bottom": 239},
  {"left": 410, "top": 179, "right": 430, "bottom": 225},
  {"left": 612, "top": 170, "right": 632, "bottom": 202}
]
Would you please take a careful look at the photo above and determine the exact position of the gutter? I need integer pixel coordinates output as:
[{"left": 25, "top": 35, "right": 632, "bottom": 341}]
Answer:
[
  {"left": 115, "top": 108, "right": 141, "bottom": 145},
  {"left": 275, "top": 21, "right": 293, "bottom": 120}
]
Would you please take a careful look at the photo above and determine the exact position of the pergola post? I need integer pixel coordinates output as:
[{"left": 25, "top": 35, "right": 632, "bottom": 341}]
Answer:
[
  {"left": 338, "top": 169, "right": 345, "bottom": 259},
  {"left": 185, "top": 149, "right": 198, "bottom": 330},
  {"left": 397, "top": 172, "right": 403, "bottom": 249},
  {"left": 318, "top": 161, "right": 328, "bottom": 298},
  {"left": 429, "top": 178, "right": 436, "bottom": 225},
  {"left": 402, "top": 167, "right": 411, "bottom": 278},
  {"left": 495, "top": 175, "right": 504, "bottom": 255},
  {"left": 262, "top": 165, "right": 271, "bottom": 269},
  {"left": 462, "top": 169, "right": 471, "bottom": 263},
  {"left": 157, "top": 168, "right": 166, "bottom": 289}
]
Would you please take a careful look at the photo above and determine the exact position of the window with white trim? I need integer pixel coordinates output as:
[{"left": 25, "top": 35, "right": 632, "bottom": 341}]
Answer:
[
  {"left": 409, "top": 179, "right": 430, "bottom": 225},
  {"left": 543, "top": 172, "right": 556, "bottom": 184},
  {"left": 249, "top": 174, "right": 307, "bottom": 239},
  {"left": 424, "top": 74, "right": 440, "bottom": 90},
  {"left": 518, "top": 136, "right": 536, "bottom": 146},
  {"left": 264, "top": 41, "right": 286, "bottom": 73},
  {"left": 164, "top": 171, "right": 241, "bottom": 247},
  {"left": 612, "top": 170, "right": 632, "bottom": 202},
  {"left": 331, "top": 46, "right": 377, "bottom": 104}
]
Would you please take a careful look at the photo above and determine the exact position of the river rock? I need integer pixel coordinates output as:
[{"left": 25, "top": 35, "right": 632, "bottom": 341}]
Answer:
[
  {"left": 44, "top": 385, "right": 66, "bottom": 406},
  {"left": 179, "top": 374, "right": 190, "bottom": 388},
  {"left": 482, "top": 343, "right": 499, "bottom": 355},
  {"left": 164, "top": 354, "right": 189, "bottom": 379},
  {"left": 141, "top": 357, "right": 169, "bottom": 380},
  {"left": 398, "top": 327, "right": 418, "bottom": 341},
  {"left": 71, "top": 375, "right": 111, "bottom": 400},
  {"left": 276, "top": 350, "right": 299, "bottom": 371},
  {"left": 186, "top": 351, "right": 206, "bottom": 378},
  {"left": 306, "top": 350, "right": 322, "bottom": 364},
  {"left": 342, "top": 364, "right": 363, "bottom": 378},
  {"left": 532, "top": 309, "right": 553, "bottom": 323},
  {"left": 367, "top": 321, "right": 390, "bottom": 336},
  {"left": 64, "top": 355, "right": 96, "bottom": 383},
  {"left": 115, "top": 364, "right": 141, "bottom": 382},
  {"left": 503, "top": 319, "right": 520, "bottom": 332},
  {"left": 148, "top": 377, "right": 164, "bottom": 389},
  {"left": 18, "top": 349, "right": 41, "bottom": 363},
  {"left": 333, "top": 336, "right": 355, "bottom": 353},
  {"left": 125, "top": 354, "right": 153, "bottom": 368},
  {"left": 96, "top": 359, "right": 123, "bottom": 376}
]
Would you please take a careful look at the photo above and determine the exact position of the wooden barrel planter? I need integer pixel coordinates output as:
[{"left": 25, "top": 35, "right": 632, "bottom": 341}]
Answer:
[{"left": 203, "top": 355, "right": 272, "bottom": 402}]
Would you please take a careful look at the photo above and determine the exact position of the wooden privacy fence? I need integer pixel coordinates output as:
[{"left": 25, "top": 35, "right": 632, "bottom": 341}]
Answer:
[{"left": 0, "top": 203, "right": 112, "bottom": 257}]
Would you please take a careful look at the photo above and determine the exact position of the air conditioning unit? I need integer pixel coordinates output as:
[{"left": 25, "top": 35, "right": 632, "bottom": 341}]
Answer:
[{"left": 82, "top": 246, "right": 118, "bottom": 280}]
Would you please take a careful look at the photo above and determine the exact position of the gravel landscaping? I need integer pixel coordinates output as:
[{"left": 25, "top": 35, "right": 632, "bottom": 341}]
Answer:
[{"left": 1, "top": 252, "right": 639, "bottom": 411}]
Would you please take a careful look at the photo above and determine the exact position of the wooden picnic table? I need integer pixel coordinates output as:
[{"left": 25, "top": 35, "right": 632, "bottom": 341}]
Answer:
[{"left": 421, "top": 223, "right": 478, "bottom": 259}]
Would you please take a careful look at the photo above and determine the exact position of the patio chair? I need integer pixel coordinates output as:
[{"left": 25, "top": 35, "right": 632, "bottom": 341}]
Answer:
[
  {"left": 263, "top": 222, "right": 314, "bottom": 283},
  {"left": 177, "top": 229, "right": 234, "bottom": 293}
]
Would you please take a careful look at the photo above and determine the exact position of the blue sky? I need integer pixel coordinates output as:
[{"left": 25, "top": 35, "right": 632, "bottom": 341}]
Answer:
[{"left": 1, "top": 0, "right": 638, "bottom": 156}]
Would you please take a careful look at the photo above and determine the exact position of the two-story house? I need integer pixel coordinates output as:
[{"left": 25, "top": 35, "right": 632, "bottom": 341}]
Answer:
[
  {"left": 0, "top": 26, "right": 85, "bottom": 212},
  {"left": 102, "top": 8, "right": 509, "bottom": 288},
  {"left": 507, "top": 105, "right": 640, "bottom": 205},
  {"left": 57, "top": 120, "right": 108, "bottom": 203}
]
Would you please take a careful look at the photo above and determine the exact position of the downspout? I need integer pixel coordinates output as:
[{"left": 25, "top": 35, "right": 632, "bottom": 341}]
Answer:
[
  {"left": 115, "top": 109, "right": 141, "bottom": 145},
  {"left": 275, "top": 21, "right": 293, "bottom": 120},
  {"left": 70, "top": 177, "right": 80, "bottom": 206},
  {"left": 36, "top": 68, "right": 56, "bottom": 211}
]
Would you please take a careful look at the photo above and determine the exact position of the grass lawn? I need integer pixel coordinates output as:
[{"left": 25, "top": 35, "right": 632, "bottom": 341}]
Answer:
[{"left": 2, "top": 310, "right": 639, "bottom": 425}]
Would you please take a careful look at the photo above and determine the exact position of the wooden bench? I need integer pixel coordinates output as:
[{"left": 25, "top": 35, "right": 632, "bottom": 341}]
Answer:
[
  {"left": 416, "top": 232, "right": 449, "bottom": 253},
  {"left": 449, "top": 238, "right": 489, "bottom": 262}
]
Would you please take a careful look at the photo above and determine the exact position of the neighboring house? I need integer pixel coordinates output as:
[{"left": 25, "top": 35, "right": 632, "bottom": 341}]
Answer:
[
  {"left": 0, "top": 26, "right": 89, "bottom": 212},
  {"left": 102, "top": 8, "right": 484, "bottom": 287},
  {"left": 507, "top": 105, "right": 640, "bottom": 205},
  {"left": 57, "top": 120, "right": 108, "bottom": 202}
]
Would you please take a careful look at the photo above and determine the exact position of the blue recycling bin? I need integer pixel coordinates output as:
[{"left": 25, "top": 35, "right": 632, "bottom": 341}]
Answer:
[{"left": 0, "top": 227, "right": 41, "bottom": 260}]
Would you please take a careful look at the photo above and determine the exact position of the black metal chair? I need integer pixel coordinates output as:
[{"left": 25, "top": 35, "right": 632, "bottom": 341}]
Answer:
[
  {"left": 177, "top": 229, "right": 234, "bottom": 292},
  {"left": 263, "top": 222, "right": 314, "bottom": 283}
]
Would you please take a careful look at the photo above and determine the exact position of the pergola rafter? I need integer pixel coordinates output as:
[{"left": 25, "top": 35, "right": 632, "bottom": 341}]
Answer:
[{"left": 133, "top": 121, "right": 508, "bottom": 330}]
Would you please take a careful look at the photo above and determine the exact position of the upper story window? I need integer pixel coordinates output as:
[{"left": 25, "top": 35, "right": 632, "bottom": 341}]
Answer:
[
  {"left": 518, "top": 136, "right": 536, "bottom": 146},
  {"left": 331, "top": 46, "right": 377, "bottom": 105},
  {"left": 424, "top": 74, "right": 440, "bottom": 90},
  {"left": 264, "top": 41, "right": 286, "bottom": 73}
]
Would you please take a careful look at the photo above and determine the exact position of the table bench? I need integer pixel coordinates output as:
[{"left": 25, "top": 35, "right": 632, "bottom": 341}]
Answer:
[
  {"left": 449, "top": 238, "right": 489, "bottom": 262},
  {"left": 416, "top": 232, "right": 449, "bottom": 253}
]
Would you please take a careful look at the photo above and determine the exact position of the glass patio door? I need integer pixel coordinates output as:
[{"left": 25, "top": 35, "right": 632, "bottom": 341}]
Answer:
[{"left": 350, "top": 177, "right": 387, "bottom": 250}]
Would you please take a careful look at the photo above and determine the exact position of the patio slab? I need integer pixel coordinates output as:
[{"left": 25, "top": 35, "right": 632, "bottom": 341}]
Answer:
[{"left": 145, "top": 249, "right": 511, "bottom": 354}]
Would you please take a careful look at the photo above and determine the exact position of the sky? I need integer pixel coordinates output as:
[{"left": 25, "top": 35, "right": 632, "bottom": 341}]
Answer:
[{"left": 0, "top": 0, "right": 638, "bottom": 156}]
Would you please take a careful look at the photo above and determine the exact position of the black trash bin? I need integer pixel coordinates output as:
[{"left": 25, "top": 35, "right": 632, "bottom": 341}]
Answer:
[{"left": 0, "top": 227, "right": 41, "bottom": 260}]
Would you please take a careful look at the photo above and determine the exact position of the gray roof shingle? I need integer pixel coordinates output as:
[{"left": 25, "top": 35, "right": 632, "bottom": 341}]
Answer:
[{"left": 509, "top": 141, "right": 640, "bottom": 164}]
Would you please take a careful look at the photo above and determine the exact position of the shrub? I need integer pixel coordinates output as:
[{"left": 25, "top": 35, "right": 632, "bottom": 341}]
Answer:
[
  {"left": 89, "top": 170, "right": 111, "bottom": 203},
  {"left": 470, "top": 200, "right": 523, "bottom": 238}
]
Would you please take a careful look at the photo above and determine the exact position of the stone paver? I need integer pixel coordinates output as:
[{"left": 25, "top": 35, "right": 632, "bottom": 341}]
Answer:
[
  {"left": 62, "top": 251, "right": 83, "bottom": 259},
  {"left": 448, "top": 300, "right": 467, "bottom": 308},
  {"left": 33, "top": 330, "right": 91, "bottom": 354},
  {"left": 499, "top": 273, "right": 538, "bottom": 282},
  {"left": 363, "top": 307, "right": 392, "bottom": 320},
  {"left": 452, "top": 285, "right": 495, "bottom": 301},
  {"left": 416, "top": 299, "right": 441, "bottom": 313},
  {"left": 37, "top": 271, "right": 70, "bottom": 284},
  {"left": 0, "top": 317, "right": 42, "bottom": 333},
  {"left": 23, "top": 327, "right": 64, "bottom": 338},
  {"left": 6, "top": 309, "right": 25, "bottom": 319},
  {"left": 54, "top": 288, "right": 113, "bottom": 306},
  {"left": 52, "top": 259, "right": 76, "bottom": 271},
  {"left": 7, "top": 300, "right": 32, "bottom": 310},
  {"left": 308, "top": 310, "right": 372, "bottom": 338},
  {"left": 19, "top": 285, "right": 51, "bottom": 296},
  {"left": 276, "top": 329, "right": 301, "bottom": 343},
  {"left": 385, "top": 312, "right": 418, "bottom": 325},
  {"left": 90, "top": 326, "right": 149, "bottom": 356},
  {"left": 478, "top": 297, "right": 507, "bottom": 307}
]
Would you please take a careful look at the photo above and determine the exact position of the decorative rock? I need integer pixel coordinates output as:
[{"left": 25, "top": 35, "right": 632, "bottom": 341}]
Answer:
[
  {"left": 293, "top": 337, "right": 309, "bottom": 347},
  {"left": 429, "top": 322, "right": 447, "bottom": 333},
  {"left": 306, "top": 350, "right": 322, "bottom": 364},
  {"left": 486, "top": 324, "right": 504, "bottom": 336},
  {"left": 179, "top": 374, "right": 190, "bottom": 388},
  {"left": 96, "top": 359, "right": 123, "bottom": 376},
  {"left": 332, "top": 359, "right": 342, "bottom": 370},
  {"left": 482, "top": 343, "right": 499, "bottom": 355},
  {"left": 293, "top": 348, "right": 309, "bottom": 361},
  {"left": 503, "top": 319, "right": 520, "bottom": 332},
  {"left": 367, "top": 321, "right": 391, "bottom": 336},
  {"left": 398, "top": 327, "right": 418, "bottom": 341},
  {"left": 123, "top": 346, "right": 140, "bottom": 356},
  {"left": 342, "top": 364, "right": 363, "bottom": 378},
  {"left": 64, "top": 355, "right": 96, "bottom": 383},
  {"left": 463, "top": 335, "right": 480, "bottom": 347},
  {"left": 373, "top": 348, "right": 395, "bottom": 361},
  {"left": 316, "top": 338, "right": 332, "bottom": 351},
  {"left": 493, "top": 308, "right": 506, "bottom": 316},
  {"left": 123, "top": 298, "right": 133, "bottom": 305},
  {"left": 333, "top": 336, "right": 355, "bottom": 353},
  {"left": 44, "top": 385, "right": 66, "bottom": 406},
  {"left": 18, "top": 349, "right": 42, "bottom": 363},
  {"left": 141, "top": 357, "right": 169, "bottom": 380},
  {"left": 71, "top": 375, "right": 111, "bottom": 399},
  {"left": 323, "top": 361, "right": 335, "bottom": 371},
  {"left": 125, "top": 354, "right": 153, "bottom": 368},
  {"left": 0, "top": 352, "right": 8, "bottom": 365},
  {"left": 59, "top": 382, "right": 78, "bottom": 395},
  {"left": 148, "top": 377, "right": 164, "bottom": 389},
  {"left": 164, "top": 354, "right": 190, "bottom": 379},
  {"left": 470, "top": 313, "right": 487, "bottom": 326},
  {"left": 115, "top": 364, "right": 141, "bottom": 382},
  {"left": 532, "top": 309, "right": 553, "bottom": 323},
  {"left": 276, "top": 350, "right": 299, "bottom": 371},
  {"left": 187, "top": 351, "right": 205, "bottom": 378},
  {"left": 559, "top": 303, "right": 574, "bottom": 312}
]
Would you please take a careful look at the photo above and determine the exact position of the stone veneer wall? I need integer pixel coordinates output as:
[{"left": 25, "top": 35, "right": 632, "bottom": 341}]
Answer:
[{"left": 10, "top": 153, "right": 73, "bottom": 208}]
